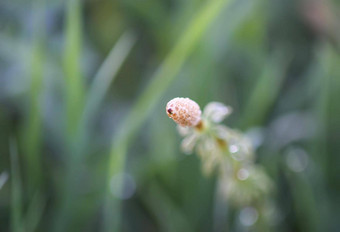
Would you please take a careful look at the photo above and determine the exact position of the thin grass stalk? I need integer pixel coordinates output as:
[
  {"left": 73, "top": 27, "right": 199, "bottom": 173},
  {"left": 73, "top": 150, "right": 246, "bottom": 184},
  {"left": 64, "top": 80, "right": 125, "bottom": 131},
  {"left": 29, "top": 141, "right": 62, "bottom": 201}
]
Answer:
[
  {"left": 85, "top": 31, "right": 136, "bottom": 117},
  {"left": 25, "top": 192, "right": 45, "bottom": 232},
  {"left": 142, "top": 183, "right": 194, "bottom": 232},
  {"left": 10, "top": 138, "right": 23, "bottom": 232},
  {"left": 63, "top": 0, "right": 84, "bottom": 139},
  {"left": 61, "top": 32, "right": 136, "bottom": 229},
  {"left": 326, "top": 43, "right": 340, "bottom": 231},
  {"left": 74, "top": 31, "right": 136, "bottom": 156},
  {"left": 54, "top": 26, "right": 135, "bottom": 232},
  {"left": 314, "top": 44, "right": 335, "bottom": 172},
  {"left": 241, "top": 52, "right": 290, "bottom": 129},
  {"left": 311, "top": 44, "right": 338, "bottom": 231},
  {"left": 103, "top": 0, "right": 234, "bottom": 231},
  {"left": 24, "top": 0, "right": 45, "bottom": 197},
  {"left": 53, "top": 0, "right": 84, "bottom": 230}
]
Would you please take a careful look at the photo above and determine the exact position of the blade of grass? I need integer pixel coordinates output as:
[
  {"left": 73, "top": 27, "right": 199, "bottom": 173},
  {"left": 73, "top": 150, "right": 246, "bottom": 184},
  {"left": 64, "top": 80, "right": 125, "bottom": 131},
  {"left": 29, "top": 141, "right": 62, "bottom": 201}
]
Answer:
[
  {"left": 326, "top": 44, "right": 340, "bottom": 231},
  {"left": 54, "top": 31, "right": 136, "bottom": 232},
  {"left": 53, "top": 1, "right": 84, "bottom": 231},
  {"left": 311, "top": 44, "right": 338, "bottom": 231},
  {"left": 85, "top": 31, "right": 136, "bottom": 117},
  {"left": 285, "top": 171, "right": 321, "bottom": 232},
  {"left": 74, "top": 31, "right": 136, "bottom": 154},
  {"left": 240, "top": 52, "right": 290, "bottom": 129},
  {"left": 103, "top": 0, "right": 235, "bottom": 231},
  {"left": 312, "top": 45, "right": 331, "bottom": 171},
  {"left": 142, "top": 183, "right": 194, "bottom": 232},
  {"left": 25, "top": 192, "right": 46, "bottom": 232},
  {"left": 24, "top": 0, "right": 45, "bottom": 195},
  {"left": 64, "top": 0, "right": 84, "bottom": 138},
  {"left": 63, "top": 32, "right": 136, "bottom": 228},
  {"left": 10, "top": 138, "right": 23, "bottom": 232},
  {"left": 74, "top": 31, "right": 136, "bottom": 158}
]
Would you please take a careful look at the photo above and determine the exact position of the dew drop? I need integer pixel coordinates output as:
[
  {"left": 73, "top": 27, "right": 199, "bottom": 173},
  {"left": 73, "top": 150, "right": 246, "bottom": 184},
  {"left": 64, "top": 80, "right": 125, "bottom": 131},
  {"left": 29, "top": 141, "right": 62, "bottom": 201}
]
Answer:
[
  {"left": 285, "top": 147, "right": 309, "bottom": 172},
  {"left": 237, "top": 168, "right": 249, "bottom": 181},
  {"left": 239, "top": 207, "right": 258, "bottom": 227},
  {"left": 229, "top": 144, "right": 239, "bottom": 153}
]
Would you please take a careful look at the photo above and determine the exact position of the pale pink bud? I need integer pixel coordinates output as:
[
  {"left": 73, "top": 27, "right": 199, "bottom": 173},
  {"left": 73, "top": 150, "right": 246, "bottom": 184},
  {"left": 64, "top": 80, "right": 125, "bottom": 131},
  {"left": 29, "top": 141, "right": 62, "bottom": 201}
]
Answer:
[{"left": 166, "top": 97, "right": 201, "bottom": 127}]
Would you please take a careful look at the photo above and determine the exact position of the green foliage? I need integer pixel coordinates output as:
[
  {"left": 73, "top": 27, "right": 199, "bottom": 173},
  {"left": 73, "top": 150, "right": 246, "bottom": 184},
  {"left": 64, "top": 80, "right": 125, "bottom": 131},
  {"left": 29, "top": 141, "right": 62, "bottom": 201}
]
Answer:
[{"left": 0, "top": 0, "right": 339, "bottom": 231}]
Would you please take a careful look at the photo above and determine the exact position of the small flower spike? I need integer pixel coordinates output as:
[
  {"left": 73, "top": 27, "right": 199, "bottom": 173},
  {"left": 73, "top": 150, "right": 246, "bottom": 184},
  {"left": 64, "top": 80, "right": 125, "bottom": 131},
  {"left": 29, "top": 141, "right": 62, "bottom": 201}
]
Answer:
[
  {"left": 166, "top": 98, "right": 274, "bottom": 229},
  {"left": 166, "top": 97, "right": 202, "bottom": 127}
]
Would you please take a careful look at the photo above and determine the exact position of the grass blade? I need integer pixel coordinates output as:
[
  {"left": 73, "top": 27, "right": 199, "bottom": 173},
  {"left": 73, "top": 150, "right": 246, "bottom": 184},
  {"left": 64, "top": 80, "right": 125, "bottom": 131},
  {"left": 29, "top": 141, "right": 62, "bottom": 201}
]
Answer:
[
  {"left": 25, "top": 192, "right": 46, "bottom": 232},
  {"left": 85, "top": 31, "right": 136, "bottom": 116},
  {"left": 10, "top": 138, "right": 23, "bottom": 232},
  {"left": 53, "top": 1, "right": 84, "bottom": 230},
  {"left": 24, "top": 0, "right": 45, "bottom": 195},
  {"left": 241, "top": 52, "right": 290, "bottom": 128},
  {"left": 64, "top": 0, "right": 84, "bottom": 138},
  {"left": 74, "top": 31, "right": 136, "bottom": 159}
]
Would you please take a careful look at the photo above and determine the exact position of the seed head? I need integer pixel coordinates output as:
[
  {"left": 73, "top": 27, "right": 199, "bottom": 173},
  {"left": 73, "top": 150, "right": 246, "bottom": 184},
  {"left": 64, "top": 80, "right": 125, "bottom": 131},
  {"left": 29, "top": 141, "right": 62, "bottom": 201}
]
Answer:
[{"left": 166, "top": 97, "right": 201, "bottom": 127}]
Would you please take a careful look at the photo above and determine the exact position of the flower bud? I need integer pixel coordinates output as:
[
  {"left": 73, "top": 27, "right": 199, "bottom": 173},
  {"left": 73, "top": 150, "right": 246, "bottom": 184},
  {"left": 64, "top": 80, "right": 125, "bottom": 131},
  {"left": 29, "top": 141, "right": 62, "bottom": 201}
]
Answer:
[{"left": 166, "top": 97, "right": 201, "bottom": 127}]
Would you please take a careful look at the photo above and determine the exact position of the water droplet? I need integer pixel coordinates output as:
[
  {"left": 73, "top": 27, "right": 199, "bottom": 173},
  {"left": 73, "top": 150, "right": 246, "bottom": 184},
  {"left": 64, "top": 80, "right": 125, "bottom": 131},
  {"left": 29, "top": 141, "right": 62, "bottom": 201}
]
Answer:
[
  {"left": 230, "top": 144, "right": 246, "bottom": 161},
  {"left": 229, "top": 144, "right": 239, "bottom": 153},
  {"left": 285, "top": 147, "right": 309, "bottom": 172},
  {"left": 239, "top": 207, "right": 258, "bottom": 226},
  {"left": 237, "top": 168, "right": 249, "bottom": 181}
]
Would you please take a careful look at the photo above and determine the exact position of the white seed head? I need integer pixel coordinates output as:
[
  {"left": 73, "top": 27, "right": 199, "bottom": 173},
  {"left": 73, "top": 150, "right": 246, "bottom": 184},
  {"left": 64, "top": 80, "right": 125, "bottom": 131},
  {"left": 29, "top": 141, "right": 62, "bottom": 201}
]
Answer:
[{"left": 166, "top": 97, "right": 201, "bottom": 127}]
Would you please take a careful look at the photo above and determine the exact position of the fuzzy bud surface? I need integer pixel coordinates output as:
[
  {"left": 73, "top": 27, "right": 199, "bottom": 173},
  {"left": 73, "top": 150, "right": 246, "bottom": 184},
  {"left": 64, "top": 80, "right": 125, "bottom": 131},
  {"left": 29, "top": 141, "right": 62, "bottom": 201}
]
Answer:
[{"left": 166, "top": 97, "right": 201, "bottom": 127}]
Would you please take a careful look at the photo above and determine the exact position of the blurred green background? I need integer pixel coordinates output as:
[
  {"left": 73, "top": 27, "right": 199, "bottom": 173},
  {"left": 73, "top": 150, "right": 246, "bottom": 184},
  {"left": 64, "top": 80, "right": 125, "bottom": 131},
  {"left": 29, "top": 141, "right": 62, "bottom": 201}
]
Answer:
[{"left": 0, "top": 0, "right": 339, "bottom": 231}]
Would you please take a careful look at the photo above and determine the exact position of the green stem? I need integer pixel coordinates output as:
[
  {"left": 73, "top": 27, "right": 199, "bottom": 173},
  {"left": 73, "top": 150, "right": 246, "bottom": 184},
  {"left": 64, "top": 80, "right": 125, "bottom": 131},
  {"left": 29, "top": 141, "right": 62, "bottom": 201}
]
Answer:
[
  {"left": 10, "top": 138, "right": 23, "bottom": 232},
  {"left": 24, "top": 0, "right": 45, "bottom": 197}
]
